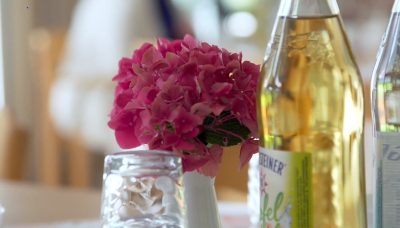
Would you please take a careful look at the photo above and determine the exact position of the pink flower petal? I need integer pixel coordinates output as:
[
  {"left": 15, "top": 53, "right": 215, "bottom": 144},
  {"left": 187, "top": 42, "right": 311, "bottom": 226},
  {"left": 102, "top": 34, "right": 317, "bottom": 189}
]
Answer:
[
  {"left": 183, "top": 91, "right": 195, "bottom": 109},
  {"left": 109, "top": 112, "right": 142, "bottom": 149},
  {"left": 179, "top": 73, "right": 197, "bottom": 89},
  {"left": 114, "top": 84, "right": 124, "bottom": 96},
  {"left": 108, "top": 111, "right": 135, "bottom": 130},
  {"left": 191, "top": 103, "right": 212, "bottom": 117},
  {"left": 147, "top": 89, "right": 158, "bottom": 102},
  {"left": 157, "top": 37, "right": 171, "bottom": 45},
  {"left": 132, "top": 71, "right": 154, "bottom": 92},
  {"left": 221, "top": 49, "right": 234, "bottom": 66},
  {"left": 182, "top": 156, "right": 210, "bottom": 173},
  {"left": 157, "top": 38, "right": 171, "bottom": 57},
  {"left": 109, "top": 105, "right": 122, "bottom": 119},
  {"left": 174, "top": 138, "right": 196, "bottom": 151},
  {"left": 166, "top": 52, "right": 182, "bottom": 68},
  {"left": 148, "top": 59, "right": 169, "bottom": 71},
  {"left": 212, "top": 54, "right": 223, "bottom": 67},
  {"left": 211, "top": 105, "right": 226, "bottom": 116},
  {"left": 115, "top": 127, "right": 141, "bottom": 149},
  {"left": 242, "top": 118, "right": 258, "bottom": 138},
  {"left": 132, "top": 43, "right": 153, "bottom": 64},
  {"left": 129, "top": 78, "right": 137, "bottom": 88},
  {"left": 183, "top": 34, "right": 198, "bottom": 49},
  {"left": 156, "top": 78, "right": 165, "bottom": 90},
  {"left": 226, "top": 60, "right": 240, "bottom": 72},
  {"left": 112, "top": 72, "right": 134, "bottom": 82},
  {"left": 242, "top": 61, "right": 260, "bottom": 76},
  {"left": 125, "top": 99, "right": 144, "bottom": 111},
  {"left": 182, "top": 127, "right": 200, "bottom": 138},
  {"left": 160, "top": 74, "right": 177, "bottom": 93},
  {"left": 115, "top": 89, "right": 134, "bottom": 109},
  {"left": 239, "top": 139, "right": 259, "bottom": 170},
  {"left": 151, "top": 98, "right": 178, "bottom": 124},
  {"left": 231, "top": 99, "right": 247, "bottom": 118},
  {"left": 148, "top": 134, "right": 163, "bottom": 150},
  {"left": 195, "top": 52, "right": 212, "bottom": 66},
  {"left": 201, "top": 42, "right": 211, "bottom": 52},
  {"left": 209, "top": 144, "right": 223, "bottom": 163},
  {"left": 139, "top": 109, "right": 153, "bottom": 130},
  {"left": 177, "top": 50, "right": 189, "bottom": 62},
  {"left": 119, "top": 81, "right": 132, "bottom": 90},
  {"left": 141, "top": 46, "right": 164, "bottom": 69},
  {"left": 132, "top": 64, "right": 144, "bottom": 76},
  {"left": 168, "top": 85, "right": 185, "bottom": 102},
  {"left": 137, "top": 87, "right": 154, "bottom": 105},
  {"left": 173, "top": 106, "right": 203, "bottom": 135},
  {"left": 211, "top": 82, "right": 233, "bottom": 97},
  {"left": 112, "top": 58, "right": 135, "bottom": 82},
  {"left": 119, "top": 58, "right": 135, "bottom": 71},
  {"left": 199, "top": 158, "right": 221, "bottom": 178},
  {"left": 170, "top": 40, "right": 184, "bottom": 53},
  {"left": 235, "top": 73, "right": 252, "bottom": 90},
  {"left": 199, "top": 64, "right": 224, "bottom": 73},
  {"left": 164, "top": 133, "right": 179, "bottom": 148},
  {"left": 207, "top": 45, "right": 221, "bottom": 53},
  {"left": 138, "top": 133, "right": 154, "bottom": 145},
  {"left": 179, "top": 62, "right": 197, "bottom": 76}
]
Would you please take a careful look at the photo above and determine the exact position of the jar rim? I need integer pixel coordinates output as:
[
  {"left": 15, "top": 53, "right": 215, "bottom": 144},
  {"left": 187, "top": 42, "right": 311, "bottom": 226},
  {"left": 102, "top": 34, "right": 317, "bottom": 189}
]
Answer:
[
  {"left": 105, "top": 150, "right": 182, "bottom": 171},
  {"left": 111, "top": 150, "right": 179, "bottom": 157}
]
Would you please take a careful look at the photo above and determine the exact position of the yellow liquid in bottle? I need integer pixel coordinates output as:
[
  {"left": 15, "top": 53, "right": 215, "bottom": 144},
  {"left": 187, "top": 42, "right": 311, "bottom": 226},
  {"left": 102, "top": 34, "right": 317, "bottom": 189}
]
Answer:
[{"left": 257, "top": 15, "right": 367, "bottom": 228}]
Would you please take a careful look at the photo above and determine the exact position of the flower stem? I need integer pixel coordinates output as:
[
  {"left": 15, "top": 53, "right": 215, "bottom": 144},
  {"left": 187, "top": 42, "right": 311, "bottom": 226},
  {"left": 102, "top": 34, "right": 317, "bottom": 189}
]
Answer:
[
  {"left": 206, "top": 115, "right": 218, "bottom": 126},
  {"left": 217, "top": 114, "right": 236, "bottom": 124},
  {"left": 215, "top": 128, "right": 246, "bottom": 143}
]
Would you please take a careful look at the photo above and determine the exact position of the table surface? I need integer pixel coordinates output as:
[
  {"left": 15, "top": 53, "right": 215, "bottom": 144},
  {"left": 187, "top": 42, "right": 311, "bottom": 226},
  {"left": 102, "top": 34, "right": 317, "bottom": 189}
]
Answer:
[
  {"left": 0, "top": 181, "right": 373, "bottom": 228},
  {"left": 0, "top": 181, "right": 101, "bottom": 227}
]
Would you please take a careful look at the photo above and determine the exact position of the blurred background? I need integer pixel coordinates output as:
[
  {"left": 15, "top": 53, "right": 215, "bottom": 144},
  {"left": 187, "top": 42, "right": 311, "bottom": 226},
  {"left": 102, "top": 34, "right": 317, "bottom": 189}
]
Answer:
[{"left": 0, "top": 0, "right": 392, "bottom": 203}]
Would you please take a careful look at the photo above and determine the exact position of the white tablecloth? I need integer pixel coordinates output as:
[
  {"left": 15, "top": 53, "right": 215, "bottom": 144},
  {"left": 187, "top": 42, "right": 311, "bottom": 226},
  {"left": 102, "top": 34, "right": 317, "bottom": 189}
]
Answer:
[
  {"left": 0, "top": 181, "right": 373, "bottom": 228},
  {"left": 9, "top": 204, "right": 373, "bottom": 228},
  {"left": 7, "top": 202, "right": 252, "bottom": 228}
]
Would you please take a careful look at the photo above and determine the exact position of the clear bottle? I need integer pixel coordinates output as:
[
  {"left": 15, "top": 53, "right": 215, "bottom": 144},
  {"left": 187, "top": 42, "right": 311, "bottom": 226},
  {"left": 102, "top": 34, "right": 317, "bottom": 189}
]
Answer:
[
  {"left": 256, "top": 0, "right": 367, "bottom": 227},
  {"left": 371, "top": 1, "right": 400, "bottom": 227}
]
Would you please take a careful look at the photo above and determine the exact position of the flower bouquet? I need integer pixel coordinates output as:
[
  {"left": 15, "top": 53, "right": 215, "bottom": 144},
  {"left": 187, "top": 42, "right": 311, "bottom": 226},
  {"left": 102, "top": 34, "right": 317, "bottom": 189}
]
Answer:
[{"left": 108, "top": 35, "right": 260, "bottom": 227}]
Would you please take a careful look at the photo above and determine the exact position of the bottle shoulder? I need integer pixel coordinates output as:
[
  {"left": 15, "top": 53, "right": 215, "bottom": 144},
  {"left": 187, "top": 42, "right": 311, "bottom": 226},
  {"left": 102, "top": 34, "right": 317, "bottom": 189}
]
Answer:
[
  {"left": 259, "top": 16, "right": 362, "bottom": 89},
  {"left": 371, "top": 13, "right": 400, "bottom": 84}
]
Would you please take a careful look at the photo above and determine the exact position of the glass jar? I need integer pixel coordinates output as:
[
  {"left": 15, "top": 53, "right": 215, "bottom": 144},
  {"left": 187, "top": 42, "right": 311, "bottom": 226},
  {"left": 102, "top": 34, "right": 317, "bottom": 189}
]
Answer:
[{"left": 101, "top": 150, "right": 185, "bottom": 228}]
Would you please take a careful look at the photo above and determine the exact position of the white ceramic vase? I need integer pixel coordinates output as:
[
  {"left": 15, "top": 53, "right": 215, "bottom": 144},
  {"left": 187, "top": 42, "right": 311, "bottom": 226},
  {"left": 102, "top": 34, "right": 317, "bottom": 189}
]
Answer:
[
  {"left": 247, "top": 155, "right": 260, "bottom": 227},
  {"left": 183, "top": 171, "right": 221, "bottom": 228}
]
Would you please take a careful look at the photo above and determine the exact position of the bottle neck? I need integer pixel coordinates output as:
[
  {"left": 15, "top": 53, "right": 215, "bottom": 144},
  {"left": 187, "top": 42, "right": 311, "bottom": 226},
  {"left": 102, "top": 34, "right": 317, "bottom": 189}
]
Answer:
[
  {"left": 393, "top": 0, "right": 400, "bottom": 13},
  {"left": 278, "top": 0, "right": 340, "bottom": 17}
]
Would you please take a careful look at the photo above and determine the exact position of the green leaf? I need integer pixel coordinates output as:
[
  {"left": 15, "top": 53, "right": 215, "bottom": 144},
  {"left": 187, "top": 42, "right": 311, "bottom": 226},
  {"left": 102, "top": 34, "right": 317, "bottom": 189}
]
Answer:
[
  {"left": 166, "top": 123, "right": 175, "bottom": 133},
  {"left": 197, "top": 111, "right": 251, "bottom": 147},
  {"left": 202, "top": 116, "right": 215, "bottom": 126}
]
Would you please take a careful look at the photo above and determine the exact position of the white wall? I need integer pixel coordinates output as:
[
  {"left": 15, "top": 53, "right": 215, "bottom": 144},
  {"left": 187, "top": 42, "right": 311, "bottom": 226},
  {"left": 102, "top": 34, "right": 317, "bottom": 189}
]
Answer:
[
  {"left": 1, "top": 0, "right": 36, "bottom": 180},
  {"left": 0, "top": 1, "right": 4, "bottom": 111}
]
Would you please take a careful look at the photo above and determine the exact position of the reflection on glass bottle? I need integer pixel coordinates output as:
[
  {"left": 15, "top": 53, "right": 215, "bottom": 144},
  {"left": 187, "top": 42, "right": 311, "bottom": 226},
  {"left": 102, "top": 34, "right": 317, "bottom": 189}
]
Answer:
[
  {"left": 371, "top": 1, "right": 400, "bottom": 227},
  {"left": 257, "top": 0, "right": 367, "bottom": 227}
]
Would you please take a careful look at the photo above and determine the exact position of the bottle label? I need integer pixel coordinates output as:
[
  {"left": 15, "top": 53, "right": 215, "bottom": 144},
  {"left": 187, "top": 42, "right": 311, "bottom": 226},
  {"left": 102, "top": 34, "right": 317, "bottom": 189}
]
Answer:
[
  {"left": 259, "top": 147, "right": 313, "bottom": 228},
  {"left": 373, "top": 132, "right": 400, "bottom": 228}
]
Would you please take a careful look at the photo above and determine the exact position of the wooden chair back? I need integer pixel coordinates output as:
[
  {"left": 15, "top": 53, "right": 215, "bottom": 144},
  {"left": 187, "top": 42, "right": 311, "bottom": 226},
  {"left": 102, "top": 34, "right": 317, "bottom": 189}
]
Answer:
[{"left": 29, "top": 29, "right": 91, "bottom": 188}]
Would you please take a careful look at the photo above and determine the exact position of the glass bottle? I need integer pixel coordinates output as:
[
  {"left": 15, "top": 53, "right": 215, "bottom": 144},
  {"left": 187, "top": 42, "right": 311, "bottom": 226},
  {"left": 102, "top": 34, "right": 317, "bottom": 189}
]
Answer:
[
  {"left": 371, "top": 1, "right": 400, "bottom": 227},
  {"left": 256, "top": 0, "right": 367, "bottom": 227}
]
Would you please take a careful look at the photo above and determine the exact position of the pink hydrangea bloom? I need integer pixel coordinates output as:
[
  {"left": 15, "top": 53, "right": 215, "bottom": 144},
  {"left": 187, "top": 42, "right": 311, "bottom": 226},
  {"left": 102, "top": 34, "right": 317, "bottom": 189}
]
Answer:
[{"left": 108, "top": 35, "right": 260, "bottom": 177}]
